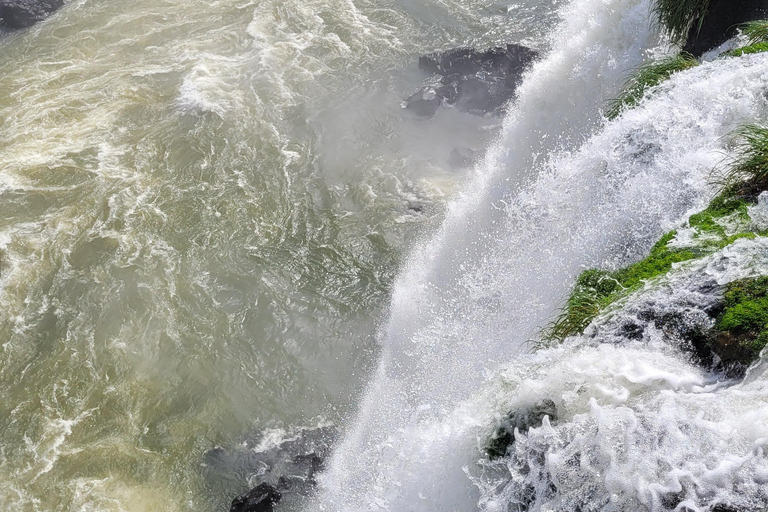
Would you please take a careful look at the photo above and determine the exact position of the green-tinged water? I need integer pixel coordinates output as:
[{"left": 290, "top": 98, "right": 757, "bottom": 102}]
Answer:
[{"left": 0, "top": 0, "right": 559, "bottom": 509}]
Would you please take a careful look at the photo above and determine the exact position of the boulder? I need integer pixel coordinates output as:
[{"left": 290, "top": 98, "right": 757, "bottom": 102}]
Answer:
[
  {"left": 404, "top": 43, "right": 539, "bottom": 117},
  {"left": 0, "top": 0, "right": 63, "bottom": 29},
  {"left": 230, "top": 483, "right": 281, "bottom": 512},
  {"left": 684, "top": 0, "right": 768, "bottom": 56}
]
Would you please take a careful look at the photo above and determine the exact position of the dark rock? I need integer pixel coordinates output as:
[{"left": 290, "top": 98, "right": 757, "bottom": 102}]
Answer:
[
  {"left": 205, "top": 425, "right": 337, "bottom": 511},
  {"left": 0, "top": 0, "right": 63, "bottom": 29},
  {"left": 710, "top": 504, "right": 741, "bottom": 512},
  {"left": 487, "top": 399, "right": 557, "bottom": 459},
  {"left": 403, "top": 87, "right": 443, "bottom": 117},
  {"left": 418, "top": 44, "right": 539, "bottom": 79},
  {"left": 404, "top": 43, "right": 539, "bottom": 117},
  {"left": 448, "top": 147, "right": 479, "bottom": 169},
  {"left": 230, "top": 483, "right": 281, "bottom": 512},
  {"left": 684, "top": 0, "right": 768, "bottom": 56}
]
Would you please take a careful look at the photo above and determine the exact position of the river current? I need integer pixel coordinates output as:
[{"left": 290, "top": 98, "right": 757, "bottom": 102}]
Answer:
[
  {"left": 5, "top": 0, "right": 768, "bottom": 511},
  {"left": 0, "top": 0, "right": 559, "bottom": 510}
]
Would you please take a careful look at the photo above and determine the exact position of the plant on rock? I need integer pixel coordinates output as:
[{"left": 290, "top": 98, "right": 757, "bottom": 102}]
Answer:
[
  {"left": 606, "top": 53, "right": 698, "bottom": 119},
  {"left": 726, "top": 20, "right": 768, "bottom": 57}
]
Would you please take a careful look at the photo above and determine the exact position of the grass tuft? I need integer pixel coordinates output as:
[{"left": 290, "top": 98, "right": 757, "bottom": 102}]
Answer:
[
  {"left": 719, "top": 125, "right": 768, "bottom": 197},
  {"left": 742, "top": 20, "right": 768, "bottom": 45},
  {"left": 725, "top": 20, "right": 768, "bottom": 56},
  {"left": 606, "top": 53, "right": 698, "bottom": 120},
  {"left": 727, "top": 42, "right": 768, "bottom": 57},
  {"left": 652, "top": 0, "right": 710, "bottom": 43}
]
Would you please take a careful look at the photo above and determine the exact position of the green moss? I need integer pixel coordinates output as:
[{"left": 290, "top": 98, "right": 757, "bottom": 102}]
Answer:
[
  {"left": 685, "top": 192, "right": 750, "bottom": 240},
  {"left": 544, "top": 230, "right": 698, "bottom": 342},
  {"left": 612, "top": 232, "right": 697, "bottom": 289},
  {"left": 714, "top": 277, "right": 768, "bottom": 360},
  {"left": 652, "top": 0, "right": 710, "bottom": 43},
  {"left": 607, "top": 53, "right": 698, "bottom": 120},
  {"left": 727, "top": 42, "right": 768, "bottom": 57}
]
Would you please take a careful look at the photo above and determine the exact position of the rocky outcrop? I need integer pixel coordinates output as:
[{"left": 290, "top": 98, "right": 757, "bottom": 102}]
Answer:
[
  {"left": 684, "top": 0, "right": 768, "bottom": 56},
  {"left": 0, "top": 0, "right": 63, "bottom": 29},
  {"left": 404, "top": 44, "right": 539, "bottom": 117}
]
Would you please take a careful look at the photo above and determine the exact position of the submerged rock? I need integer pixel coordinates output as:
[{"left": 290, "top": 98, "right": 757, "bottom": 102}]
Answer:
[
  {"left": 487, "top": 399, "right": 557, "bottom": 459},
  {"left": 404, "top": 43, "right": 539, "bottom": 117},
  {"left": 0, "top": 0, "right": 63, "bottom": 29},
  {"left": 205, "top": 425, "right": 337, "bottom": 511},
  {"left": 230, "top": 483, "right": 281, "bottom": 512},
  {"left": 684, "top": 0, "right": 768, "bottom": 56}
]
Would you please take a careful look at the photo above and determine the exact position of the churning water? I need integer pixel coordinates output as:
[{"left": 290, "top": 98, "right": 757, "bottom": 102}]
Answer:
[{"left": 2, "top": 0, "right": 768, "bottom": 510}]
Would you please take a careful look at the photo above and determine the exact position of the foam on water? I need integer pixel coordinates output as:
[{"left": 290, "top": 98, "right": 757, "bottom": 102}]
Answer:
[
  {"left": 311, "top": 11, "right": 768, "bottom": 512},
  {"left": 474, "top": 237, "right": 768, "bottom": 511},
  {"left": 1, "top": 0, "right": 554, "bottom": 509}
]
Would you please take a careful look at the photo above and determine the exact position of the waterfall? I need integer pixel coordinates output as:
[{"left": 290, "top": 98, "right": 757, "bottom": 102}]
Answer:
[{"left": 308, "top": 0, "right": 768, "bottom": 509}]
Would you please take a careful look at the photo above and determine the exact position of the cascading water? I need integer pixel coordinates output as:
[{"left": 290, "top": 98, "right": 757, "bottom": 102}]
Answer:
[
  {"left": 3, "top": 0, "right": 768, "bottom": 509},
  {"left": 310, "top": 1, "right": 768, "bottom": 511}
]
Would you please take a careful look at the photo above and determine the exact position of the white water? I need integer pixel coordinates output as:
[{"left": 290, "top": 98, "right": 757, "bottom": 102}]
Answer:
[
  {"left": 475, "top": 237, "right": 768, "bottom": 511},
  {"left": 311, "top": 0, "right": 768, "bottom": 510}
]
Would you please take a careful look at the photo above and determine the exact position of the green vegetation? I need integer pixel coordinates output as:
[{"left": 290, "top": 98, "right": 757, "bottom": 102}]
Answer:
[
  {"left": 545, "top": 124, "right": 768, "bottom": 344},
  {"left": 652, "top": 0, "right": 710, "bottom": 43},
  {"left": 719, "top": 125, "right": 768, "bottom": 196},
  {"left": 725, "top": 21, "right": 768, "bottom": 57},
  {"left": 713, "top": 277, "right": 768, "bottom": 362},
  {"left": 727, "top": 42, "right": 768, "bottom": 57},
  {"left": 606, "top": 53, "right": 698, "bottom": 120},
  {"left": 543, "top": 232, "right": 697, "bottom": 342},
  {"left": 742, "top": 20, "right": 768, "bottom": 45}
]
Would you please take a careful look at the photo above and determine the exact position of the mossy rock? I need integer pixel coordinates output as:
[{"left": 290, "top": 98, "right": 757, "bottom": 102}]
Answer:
[
  {"left": 714, "top": 277, "right": 768, "bottom": 363},
  {"left": 649, "top": 277, "right": 768, "bottom": 377},
  {"left": 544, "top": 231, "right": 697, "bottom": 343}
]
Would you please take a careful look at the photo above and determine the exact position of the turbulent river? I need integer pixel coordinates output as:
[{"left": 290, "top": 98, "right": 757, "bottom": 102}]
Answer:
[{"left": 2, "top": 0, "right": 768, "bottom": 511}]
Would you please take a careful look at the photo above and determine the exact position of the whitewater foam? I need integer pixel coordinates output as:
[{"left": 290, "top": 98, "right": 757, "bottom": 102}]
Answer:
[{"left": 311, "top": 11, "right": 768, "bottom": 512}]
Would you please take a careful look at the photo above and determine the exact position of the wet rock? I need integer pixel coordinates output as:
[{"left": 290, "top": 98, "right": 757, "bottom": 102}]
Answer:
[
  {"left": 404, "top": 43, "right": 539, "bottom": 117},
  {"left": 710, "top": 504, "right": 741, "bottom": 512},
  {"left": 684, "top": 0, "right": 768, "bottom": 56},
  {"left": 403, "top": 87, "right": 444, "bottom": 117},
  {"left": 0, "top": 0, "right": 63, "bottom": 29},
  {"left": 230, "top": 483, "right": 281, "bottom": 512},
  {"left": 205, "top": 425, "right": 337, "bottom": 511},
  {"left": 487, "top": 399, "right": 557, "bottom": 459}
]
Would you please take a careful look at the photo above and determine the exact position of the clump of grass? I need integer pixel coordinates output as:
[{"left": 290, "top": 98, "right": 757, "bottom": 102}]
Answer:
[
  {"left": 742, "top": 20, "right": 768, "bottom": 45},
  {"left": 543, "top": 232, "right": 696, "bottom": 343},
  {"left": 725, "top": 21, "right": 768, "bottom": 57},
  {"left": 606, "top": 53, "right": 698, "bottom": 120},
  {"left": 652, "top": 0, "right": 710, "bottom": 43},
  {"left": 719, "top": 124, "right": 768, "bottom": 197},
  {"left": 727, "top": 42, "right": 768, "bottom": 57}
]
